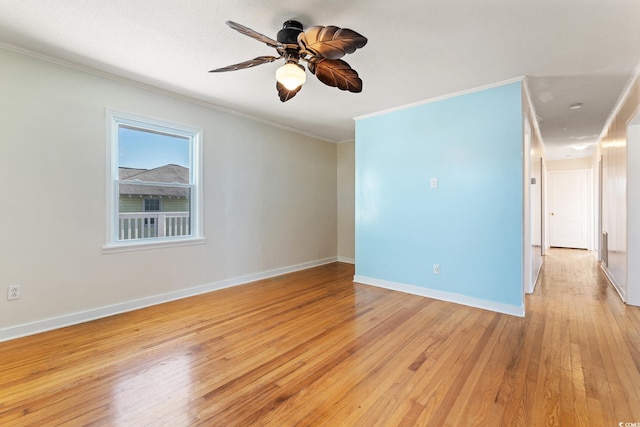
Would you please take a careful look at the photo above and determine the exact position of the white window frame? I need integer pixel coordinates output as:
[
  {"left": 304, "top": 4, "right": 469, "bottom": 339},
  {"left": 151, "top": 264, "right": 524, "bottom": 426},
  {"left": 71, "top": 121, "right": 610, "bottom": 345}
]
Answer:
[{"left": 104, "top": 109, "right": 204, "bottom": 252}]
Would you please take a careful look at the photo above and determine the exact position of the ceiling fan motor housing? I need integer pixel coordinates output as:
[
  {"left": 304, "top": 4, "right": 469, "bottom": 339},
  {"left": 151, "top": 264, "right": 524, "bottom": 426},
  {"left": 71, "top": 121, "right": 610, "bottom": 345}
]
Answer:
[{"left": 277, "top": 20, "right": 303, "bottom": 44}]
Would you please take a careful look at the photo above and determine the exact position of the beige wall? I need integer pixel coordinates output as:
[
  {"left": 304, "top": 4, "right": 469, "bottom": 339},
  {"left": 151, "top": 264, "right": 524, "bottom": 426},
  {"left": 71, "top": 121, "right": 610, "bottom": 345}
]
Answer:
[
  {"left": 0, "top": 48, "right": 338, "bottom": 334},
  {"left": 546, "top": 157, "right": 592, "bottom": 171},
  {"left": 597, "top": 73, "right": 640, "bottom": 304},
  {"left": 337, "top": 141, "right": 355, "bottom": 262},
  {"left": 628, "top": 120, "right": 640, "bottom": 305}
]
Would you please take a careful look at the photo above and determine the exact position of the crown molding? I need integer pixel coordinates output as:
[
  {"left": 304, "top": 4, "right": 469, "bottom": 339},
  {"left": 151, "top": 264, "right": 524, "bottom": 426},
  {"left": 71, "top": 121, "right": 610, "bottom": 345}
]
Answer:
[
  {"left": 354, "top": 76, "right": 524, "bottom": 121},
  {"left": 597, "top": 68, "right": 639, "bottom": 142},
  {"left": 0, "top": 42, "right": 337, "bottom": 144}
]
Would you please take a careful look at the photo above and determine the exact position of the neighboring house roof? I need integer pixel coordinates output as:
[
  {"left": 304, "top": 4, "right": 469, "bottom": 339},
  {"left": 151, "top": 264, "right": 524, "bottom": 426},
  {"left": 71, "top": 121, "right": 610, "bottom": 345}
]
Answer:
[
  {"left": 119, "top": 164, "right": 189, "bottom": 198},
  {"left": 119, "top": 167, "right": 148, "bottom": 180}
]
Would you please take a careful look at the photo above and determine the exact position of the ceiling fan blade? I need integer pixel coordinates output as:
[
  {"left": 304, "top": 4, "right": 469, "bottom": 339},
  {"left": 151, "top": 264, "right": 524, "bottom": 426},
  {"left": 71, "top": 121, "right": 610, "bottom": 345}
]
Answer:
[
  {"left": 226, "top": 21, "right": 282, "bottom": 49},
  {"left": 276, "top": 81, "right": 302, "bottom": 102},
  {"left": 298, "top": 26, "right": 367, "bottom": 60},
  {"left": 209, "top": 56, "right": 280, "bottom": 73},
  {"left": 307, "top": 57, "right": 363, "bottom": 92}
]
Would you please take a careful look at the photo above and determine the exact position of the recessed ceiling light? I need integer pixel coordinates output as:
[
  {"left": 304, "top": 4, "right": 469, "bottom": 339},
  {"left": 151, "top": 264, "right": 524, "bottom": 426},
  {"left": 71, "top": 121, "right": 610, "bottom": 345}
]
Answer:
[
  {"left": 569, "top": 103, "right": 583, "bottom": 110},
  {"left": 572, "top": 143, "right": 588, "bottom": 150}
]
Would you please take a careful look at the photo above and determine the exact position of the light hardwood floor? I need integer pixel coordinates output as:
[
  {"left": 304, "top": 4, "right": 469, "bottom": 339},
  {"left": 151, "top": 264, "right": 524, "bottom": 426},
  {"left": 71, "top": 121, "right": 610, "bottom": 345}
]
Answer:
[{"left": 1, "top": 249, "right": 639, "bottom": 426}]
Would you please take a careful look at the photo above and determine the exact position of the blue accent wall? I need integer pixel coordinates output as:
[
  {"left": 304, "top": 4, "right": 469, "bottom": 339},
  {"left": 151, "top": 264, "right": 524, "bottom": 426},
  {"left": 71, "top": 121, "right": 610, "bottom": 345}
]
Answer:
[{"left": 355, "top": 82, "right": 523, "bottom": 308}]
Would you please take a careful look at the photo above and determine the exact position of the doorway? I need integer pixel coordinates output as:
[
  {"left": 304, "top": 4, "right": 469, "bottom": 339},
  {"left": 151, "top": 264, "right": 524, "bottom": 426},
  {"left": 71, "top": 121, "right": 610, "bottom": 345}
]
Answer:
[{"left": 547, "top": 169, "right": 590, "bottom": 249}]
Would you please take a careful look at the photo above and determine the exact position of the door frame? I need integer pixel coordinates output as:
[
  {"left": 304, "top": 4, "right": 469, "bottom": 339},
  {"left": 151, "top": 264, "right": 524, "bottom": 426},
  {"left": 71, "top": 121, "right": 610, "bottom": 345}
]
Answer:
[
  {"left": 547, "top": 168, "right": 591, "bottom": 249},
  {"left": 542, "top": 159, "right": 548, "bottom": 254},
  {"left": 523, "top": 116, "right": 532, "bottom": 294},
  {"left": 597, "top": 155, "right": 603, "bottom": 261}
]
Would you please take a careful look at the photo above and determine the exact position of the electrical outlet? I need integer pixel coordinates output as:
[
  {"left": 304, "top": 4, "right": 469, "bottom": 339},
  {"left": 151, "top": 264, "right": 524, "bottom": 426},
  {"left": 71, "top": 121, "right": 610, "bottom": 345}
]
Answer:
[
  {"left": 433, "top": 264, "right": 441, "bottom": 275},
  {"left": 7, "top": 285, "right": 21, "bottom": 301}
]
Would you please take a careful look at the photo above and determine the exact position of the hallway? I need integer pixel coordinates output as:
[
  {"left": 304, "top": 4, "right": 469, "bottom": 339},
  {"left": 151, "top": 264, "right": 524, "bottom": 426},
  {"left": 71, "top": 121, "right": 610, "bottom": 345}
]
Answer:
[{"left": 526, "top": 248, "right": 640, "bottom": 424}]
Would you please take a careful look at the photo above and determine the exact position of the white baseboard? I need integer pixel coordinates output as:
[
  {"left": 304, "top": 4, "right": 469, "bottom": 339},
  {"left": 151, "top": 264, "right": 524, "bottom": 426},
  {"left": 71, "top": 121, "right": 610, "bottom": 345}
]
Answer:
[
  {"left": 337, "top": 256, "right": 355, "bottom": 264},
  {"left": 601, "top": 264, "right": 626, "bottom": 302},
  {"left": 353, "top": 275, "right": 525, "bottom": 317},
  {"left": 0, "top": 256, "right": 338, "bottom": 343}
]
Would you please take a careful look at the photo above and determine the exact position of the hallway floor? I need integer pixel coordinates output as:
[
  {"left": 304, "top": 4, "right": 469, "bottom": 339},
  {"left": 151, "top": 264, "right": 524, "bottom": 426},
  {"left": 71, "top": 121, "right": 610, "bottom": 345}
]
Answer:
[{"left": 526, "top": 248, "right": 640, "bottom": 425}]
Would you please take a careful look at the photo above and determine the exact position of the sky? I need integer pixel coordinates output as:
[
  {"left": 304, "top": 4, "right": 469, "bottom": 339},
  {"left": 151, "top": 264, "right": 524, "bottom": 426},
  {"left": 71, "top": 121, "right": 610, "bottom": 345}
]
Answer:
[{"left": 118, "top": 127, "right": 189, "bottom": 170}]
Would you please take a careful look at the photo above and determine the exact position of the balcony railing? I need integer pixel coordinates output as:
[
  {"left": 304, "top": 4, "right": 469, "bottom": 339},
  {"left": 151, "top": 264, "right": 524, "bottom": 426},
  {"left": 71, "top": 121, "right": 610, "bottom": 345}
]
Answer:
[{"left": 119, "top": 212, "right": 190, "bottom": 240}]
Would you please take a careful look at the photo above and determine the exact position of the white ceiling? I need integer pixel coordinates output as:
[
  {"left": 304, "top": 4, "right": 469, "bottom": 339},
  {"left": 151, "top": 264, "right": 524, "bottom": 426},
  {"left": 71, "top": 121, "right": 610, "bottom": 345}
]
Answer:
[{"left": 1, "top": 1, "right": 639, "bottom": 160}]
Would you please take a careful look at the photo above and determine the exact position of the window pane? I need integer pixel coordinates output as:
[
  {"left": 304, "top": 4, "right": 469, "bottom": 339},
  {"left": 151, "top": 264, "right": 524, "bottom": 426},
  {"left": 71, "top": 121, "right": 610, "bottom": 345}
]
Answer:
[
  {"left": 118, "top": 186, "right": 192, "bottom": 241},
  {"left": 118, "top": 126, "right": 190, "bottom": 183},
  {"left": 144, "top": 198, "right": 160, "bottom": 212}
]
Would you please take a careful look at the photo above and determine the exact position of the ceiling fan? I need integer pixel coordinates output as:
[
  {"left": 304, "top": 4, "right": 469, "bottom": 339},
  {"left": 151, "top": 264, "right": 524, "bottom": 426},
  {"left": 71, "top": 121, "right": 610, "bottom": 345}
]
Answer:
[{"left": 209, "top": 20, "right": 368, "bottom": 102}]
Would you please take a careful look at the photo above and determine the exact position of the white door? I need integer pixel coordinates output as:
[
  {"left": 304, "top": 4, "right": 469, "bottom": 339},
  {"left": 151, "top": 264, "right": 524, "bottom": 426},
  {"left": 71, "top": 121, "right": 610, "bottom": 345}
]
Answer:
[{"left": 548, "top": 170, "right": 589, "bottom": 249}]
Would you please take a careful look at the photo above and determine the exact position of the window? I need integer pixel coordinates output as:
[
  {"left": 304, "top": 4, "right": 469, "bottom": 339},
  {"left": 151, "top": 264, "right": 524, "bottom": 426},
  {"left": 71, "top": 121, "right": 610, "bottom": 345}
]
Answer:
[
  {"left": 144, "top": 198, "right": 161, "bottom": 212},
  {"left": 105, "top": 110, "right": 203, "bottom": 249}
]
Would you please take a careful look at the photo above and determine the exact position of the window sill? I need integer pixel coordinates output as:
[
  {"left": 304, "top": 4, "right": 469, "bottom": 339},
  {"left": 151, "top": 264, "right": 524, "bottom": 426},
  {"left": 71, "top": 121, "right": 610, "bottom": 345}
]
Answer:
[{"left": 102, "top": 237, "right": 206, "bottom": 254}]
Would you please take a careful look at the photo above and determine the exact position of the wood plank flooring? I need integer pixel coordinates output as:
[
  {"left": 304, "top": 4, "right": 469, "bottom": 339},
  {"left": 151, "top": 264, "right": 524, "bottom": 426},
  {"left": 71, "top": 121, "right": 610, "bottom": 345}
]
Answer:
[{"left": 1, "top": 248, "right": 639, "bottom": 426}]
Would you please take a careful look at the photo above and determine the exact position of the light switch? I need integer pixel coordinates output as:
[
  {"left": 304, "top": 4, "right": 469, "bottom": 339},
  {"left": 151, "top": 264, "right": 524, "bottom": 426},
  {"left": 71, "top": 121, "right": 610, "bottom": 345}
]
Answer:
[{"left": 430, "top": 177, "right": 438, "bottom": 189}]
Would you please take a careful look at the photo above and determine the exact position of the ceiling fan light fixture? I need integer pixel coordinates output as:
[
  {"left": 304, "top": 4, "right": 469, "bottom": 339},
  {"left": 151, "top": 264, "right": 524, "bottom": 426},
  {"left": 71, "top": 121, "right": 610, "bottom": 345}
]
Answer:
[
  {"left": 210, "top": 20, "right": 367, "bottom": 101},
  {"left": 276, "top": 62, "right": 306, "bottom": 90}
]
